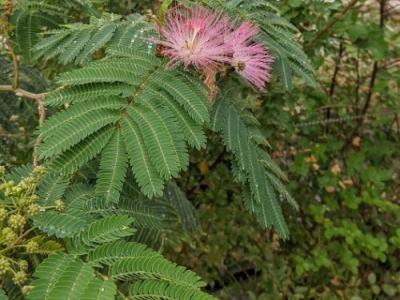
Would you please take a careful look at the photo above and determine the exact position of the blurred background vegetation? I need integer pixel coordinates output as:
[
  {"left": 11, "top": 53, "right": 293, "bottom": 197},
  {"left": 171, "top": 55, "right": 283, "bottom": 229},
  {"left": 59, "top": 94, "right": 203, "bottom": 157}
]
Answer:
[{"left": 1, "top": 0, "right": 399, "bottom": 299}]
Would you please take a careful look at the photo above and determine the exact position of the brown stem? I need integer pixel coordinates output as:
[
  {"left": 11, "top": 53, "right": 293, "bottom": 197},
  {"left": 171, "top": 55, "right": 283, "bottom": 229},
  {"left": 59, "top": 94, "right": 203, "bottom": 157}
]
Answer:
[
  {"left": 0, "top": 131, "right": 29, "bottom": 138},
  {"left": 355, "top": 51, "right": 361, "bottom": 107},
  {"left": 341, "top": 0, "right": 386, "bottom": 152},
  {"left": 0, "top": 85, "right": 47, "bottom": 100},
  {"left": 306, "top": 0, "right": 360, "bottom": 49},
  {"left": 9, "top": 48, "right": 19, "bottom": 89},
  {"left": 325, "top": 42, "right": 344, "bottom": 133}
]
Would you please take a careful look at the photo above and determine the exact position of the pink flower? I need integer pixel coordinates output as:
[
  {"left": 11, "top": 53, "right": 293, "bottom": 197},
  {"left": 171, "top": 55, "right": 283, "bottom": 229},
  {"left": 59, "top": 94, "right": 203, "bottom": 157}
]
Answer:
[
  {"left": 155, "top": 6, "right": 274, "bottom": 93},
  {"left": 231, "top": 43, "right": 273, "bottom": 90},
  {"left": 227, "top": 22, "right": 273, "bottom": 90},
  {"left": 155, "top": 6, "right": 232, "bottom": 72},
  {"left": 225, "top": 22, "right": 258, "bottom": 47}
]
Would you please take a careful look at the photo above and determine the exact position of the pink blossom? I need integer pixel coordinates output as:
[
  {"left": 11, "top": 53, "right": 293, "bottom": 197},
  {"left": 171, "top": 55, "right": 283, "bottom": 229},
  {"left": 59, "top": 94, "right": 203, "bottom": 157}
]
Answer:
[
  {"left": 227, "top": 22, "right": 273, "bottom": 90},
  {"left": 155, "top": 5, "right": 274, "bottom": 93},
  {"left": 155, "top": 6, "right": 232, "bottom": 72},
  {"left": 225, "top": 21, "right": 258, "bottom": 47},
  {"left": 230, "top": 43, "right": 273, "bottom": 90}
]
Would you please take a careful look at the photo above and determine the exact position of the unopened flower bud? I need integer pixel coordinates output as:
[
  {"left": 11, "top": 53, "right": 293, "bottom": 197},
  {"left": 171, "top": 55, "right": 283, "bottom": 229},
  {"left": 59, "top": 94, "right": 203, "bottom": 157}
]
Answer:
[
  {"left": 0, "top": 208, "right": 7, "bottom": 222},
  {"left": 54, "top": 200, "right": 65, "bottom": 212},
  {"left": 8, "top": 214, "right": 26, "bottom": 230},
  {"left": 18, "top": 260, "right": 28, "bottom": 271},
  {"left": 26, "top": 204, "right": 40, "bottom": 217},
  {"left": 0, "top": 257, "right": 10, "bottom": 275},
  {"left": 2, "top": 227, "right": 17, "bottom": 243},
  {"left": 0, "top": 166, "right": 5, "bottom": 177},
  {"left": 33, "top": 166, "right": 46, "bottom": 176},
  {"left": 25, "top": 241, "right": 39, "bottom": 253},
  {"left": 13, "top": 271, "right": 27, "bottom": 285}
]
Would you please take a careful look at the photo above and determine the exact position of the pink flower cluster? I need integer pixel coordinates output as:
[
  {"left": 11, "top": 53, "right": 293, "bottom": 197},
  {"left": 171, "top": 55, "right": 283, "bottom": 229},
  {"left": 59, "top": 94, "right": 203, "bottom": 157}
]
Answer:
[{"left": 155, "top": 6, "right": 273, "bottom": 91}]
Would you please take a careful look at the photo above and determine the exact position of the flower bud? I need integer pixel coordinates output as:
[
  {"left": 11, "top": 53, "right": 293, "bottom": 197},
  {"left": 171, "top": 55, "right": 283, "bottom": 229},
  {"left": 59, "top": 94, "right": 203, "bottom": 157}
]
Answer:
[
  {"left": 13, "top": 271, "right": 27, "bottom": 285},
  {"left": 18, "top": 260, "right": 28, "bottom": 271},
  {"left": 26, "top": 204, "right": 40, "bottom": 217},
  {"left": 0, "top": 166, "right": 5, "bottom": 177},
  {"left": 0, "top": 208, "right": 7, "bottom": 222},
  {"left": 2, "top": 227, "right": 17, "bottom": 243},
  {"left": 25, "top": 241, "right": 39, "bottom": 253},
  {"left": 54, "top": 200, "right": 65, "bottom": 212},
  {"left": 8, "top": 214, "right": 26, "bottom": 230},
  {"left": 0, "top": 257, "right": 10, "bottom": 275}
]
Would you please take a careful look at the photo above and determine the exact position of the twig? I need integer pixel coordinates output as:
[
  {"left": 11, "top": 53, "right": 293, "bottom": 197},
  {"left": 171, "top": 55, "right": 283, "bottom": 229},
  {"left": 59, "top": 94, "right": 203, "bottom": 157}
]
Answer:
[
  {"left": 9, "top": 46, "right": 19, "bottom": 89},
  {"left": 325, "top": 42, "right": 344, "bottom": 133},
  {"left": 355, "top": 50, "right": 361, "bottom": 107},
  {"left": 0, "top": 85, "right": 47, "bottom": 100},
  {"left": 0, "top": 131, "right": 29, "bottom": 138},
  {"left": 341, "top": 0, "right": 386, "bottom": 152},
  {"left": 306, "top": 0, "right": 360, "bottom": 49}
]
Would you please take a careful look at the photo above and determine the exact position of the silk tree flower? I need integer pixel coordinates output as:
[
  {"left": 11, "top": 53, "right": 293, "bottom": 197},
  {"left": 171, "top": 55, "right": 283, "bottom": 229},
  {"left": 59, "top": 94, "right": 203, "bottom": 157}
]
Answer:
[
  {"left": 155, "top": 6, "right": 232, "bottom": 73},
  {"left": 227, "top": 22, "right": 273, "bottom": 90}
]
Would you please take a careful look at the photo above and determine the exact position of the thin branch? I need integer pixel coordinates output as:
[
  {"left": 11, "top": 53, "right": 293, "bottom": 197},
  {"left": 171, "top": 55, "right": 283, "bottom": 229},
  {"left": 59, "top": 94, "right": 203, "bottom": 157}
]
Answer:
[
  {"left": 306, "top": 0, "right": 360, "bottom": 49},
  {"left": 341, "top": 0, "right": 386, "bottom": 152},
  {"left": 325, "top": 42, "right": 345, "bottom": 133},
  {"left": 355, "top": 51, "right": 361, "bottom": 107},
  {"left": 9, "top": 47, "right": 19, "bottom": 89},
  {"left": 0, "top": 131, "right": 29, "bottom": 138},
  {"left": 0, "top": 85, "right": 47, "bottom": 100}
]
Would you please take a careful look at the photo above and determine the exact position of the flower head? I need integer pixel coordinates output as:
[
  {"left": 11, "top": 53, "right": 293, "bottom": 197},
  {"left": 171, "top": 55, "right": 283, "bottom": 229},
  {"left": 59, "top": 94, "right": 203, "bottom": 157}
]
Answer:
[
  {"left": 155, "top": 6, "right": 232, "bottom": 72},
  {"left": 225, "top": 21, "right": 258, "bottom": 47},
  {"left": 227, "top": 22, "right": 273, "bottom": 90},
  {"left": 156, "top": 5, "right": 274, "bottom": 94},
  {"left": 231, "top": 43, "right": 273, "bottom": 90}
]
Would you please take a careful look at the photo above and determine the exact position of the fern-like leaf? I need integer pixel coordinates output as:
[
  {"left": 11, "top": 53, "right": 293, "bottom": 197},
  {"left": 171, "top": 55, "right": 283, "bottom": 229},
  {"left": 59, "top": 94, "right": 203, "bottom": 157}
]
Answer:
[
  {"left": 95, "top": 129, "right": 128, "bottom": 203},
  {"left": 28, "top": 253, "right": 116, "bottom": 300},
  {"left": 33, "top": 211, "right": 88, "bottom": 238},
  {"left": 81, "top": 215, "right": 135, "bottom": 246},
  {"left": 38, "top": 173, "right": 70, "bottom": 206},
  {"left": 88, "top": 240, "right": 162, "bottom": 265},
  {"left": 121, "top": 117, "right": 164, "bottom": 197},
  {"left": 49, "top": 125, "right": 114, "bottom": 175},
  {"left": 212, "top": 96, "right": 295, "bottom": 238},
  {"left": 39, "top": 50, "right": 209, "bottom": 199},
  {"left": 110, "top": 257, "right": 205, "bottom": 288},
  {"left": 130, "top": 280, "right": 217, "bottom": 300}
]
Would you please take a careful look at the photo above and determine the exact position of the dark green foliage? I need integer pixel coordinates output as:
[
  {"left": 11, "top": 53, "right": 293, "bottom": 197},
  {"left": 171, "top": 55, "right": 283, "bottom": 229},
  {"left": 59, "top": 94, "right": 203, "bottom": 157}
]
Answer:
[
  {"left": 38, "top": 46, "right": 209, "bottom": 199},
  {"left": 28, "top": 226, "right": 214, "bottom": 300},
  {"left": 5, "top": 0, "right": 397, "bottom": 299},
  {"left": 33, "top": 13, "right": 153, "bottom": 65},
  {"left": 212, "top": 94, "right": 297, "bottom": 238}
]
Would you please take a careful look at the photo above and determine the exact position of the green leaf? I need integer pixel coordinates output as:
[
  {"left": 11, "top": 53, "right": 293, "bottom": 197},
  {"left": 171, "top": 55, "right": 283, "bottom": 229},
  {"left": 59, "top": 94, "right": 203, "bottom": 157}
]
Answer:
[
  {"left": 82, "top": 215, "right": 135, "bottom": 245},
  {"left": 121, "top": 117, "right": 164, "bottom": 198},
  {"left": 110, "top": 257, "right": 206, "bottom": 288},
  {"left": 28, "top": 253, "right": 114, "bottom": 300},
  {"left": 274, "top": 56, "right": 293, "bottom": 91},
  {"left": 96, "top": 129, "right": 128, "bottom": 203},
  {"left": 33, "top": 211, "right": 88, "bottom": 238},
  {"left": 130, "top": 280, "right": 217, "bottom": 300}
]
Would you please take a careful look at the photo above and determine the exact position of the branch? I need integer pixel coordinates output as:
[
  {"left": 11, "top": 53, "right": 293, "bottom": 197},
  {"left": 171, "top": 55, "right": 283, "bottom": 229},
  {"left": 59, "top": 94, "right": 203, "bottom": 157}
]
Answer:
[
  {"left": 341, "top": 0, "right": 386, "bottom": 152},
  {"left": 0, "top": 85, "right": 47, "bottom": 100},
  {"left": 306, "top": 0, "right": 360, "bottom": 49},
  {"left": 325, "top": 42, "right": 345, "bottom": 133},
  {"left": 0, "top": 131, "right": 29, "bottom": 138}
]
